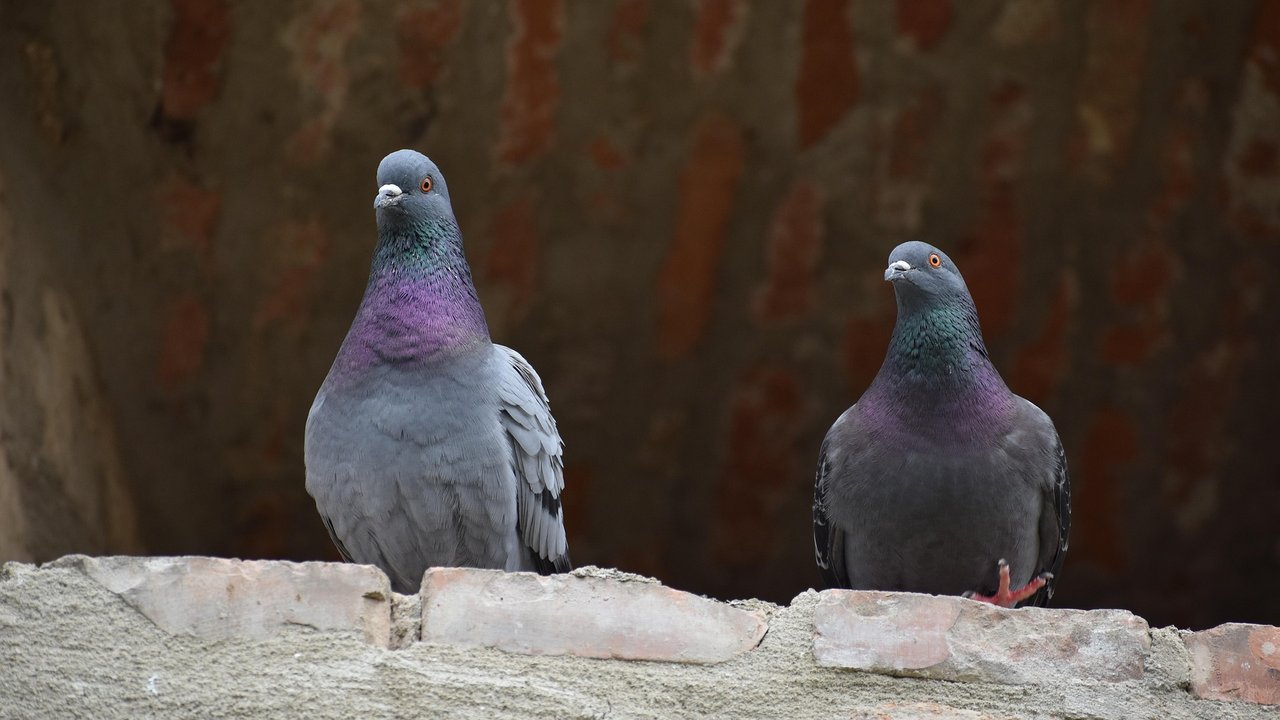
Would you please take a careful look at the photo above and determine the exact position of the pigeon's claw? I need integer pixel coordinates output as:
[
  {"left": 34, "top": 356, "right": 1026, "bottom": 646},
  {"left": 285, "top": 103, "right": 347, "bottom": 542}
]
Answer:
[{"left": 964, "top": 559, "right": 1050, "bottom": 608}]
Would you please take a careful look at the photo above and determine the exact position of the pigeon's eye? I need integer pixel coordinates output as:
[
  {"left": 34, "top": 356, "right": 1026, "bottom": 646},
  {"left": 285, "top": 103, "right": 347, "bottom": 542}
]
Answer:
[
  {"left": 928, "top": 253, "right": 942, "bottom": 268},
  {"left": 420, "top": 176, "right": 434, "bottom": 193}
]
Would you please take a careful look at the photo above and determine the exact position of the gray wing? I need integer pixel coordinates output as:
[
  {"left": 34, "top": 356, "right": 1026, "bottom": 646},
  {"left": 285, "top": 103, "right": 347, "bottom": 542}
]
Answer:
[
  {"left": 1027, "top": 426, "right": 1070, "bottom": 607},
  {"left": 496, "top": 345, "right": 571, "bottom": 574},
  {"left": 813, "top": 407, "right": 854, "bottom": 588}
]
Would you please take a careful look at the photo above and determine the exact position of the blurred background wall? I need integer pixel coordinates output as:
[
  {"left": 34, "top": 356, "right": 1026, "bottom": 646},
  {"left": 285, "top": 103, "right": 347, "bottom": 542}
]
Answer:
[{"left": 0, "top": 0, "right": 1277, "bottom": 629}]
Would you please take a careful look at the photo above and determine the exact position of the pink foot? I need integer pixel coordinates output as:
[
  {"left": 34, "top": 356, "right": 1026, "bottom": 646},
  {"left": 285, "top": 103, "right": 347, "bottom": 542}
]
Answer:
[{"left": 963, "top": 559, "right": 1051, "bottom": 608}]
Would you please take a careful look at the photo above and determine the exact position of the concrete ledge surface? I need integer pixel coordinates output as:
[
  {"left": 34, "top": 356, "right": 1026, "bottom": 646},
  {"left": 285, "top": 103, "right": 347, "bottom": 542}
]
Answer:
[{"left": 1, "top": 555, "right": 1276, "bottom": 719}]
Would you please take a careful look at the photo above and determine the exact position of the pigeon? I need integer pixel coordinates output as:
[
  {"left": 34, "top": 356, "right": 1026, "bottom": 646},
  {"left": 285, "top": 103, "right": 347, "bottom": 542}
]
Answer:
[
  {"left": 812, "top": 241, "right": 1069, "bottom": 607},
  {"left": 304, "top": 149, "right": 570, "bottom": 593}
]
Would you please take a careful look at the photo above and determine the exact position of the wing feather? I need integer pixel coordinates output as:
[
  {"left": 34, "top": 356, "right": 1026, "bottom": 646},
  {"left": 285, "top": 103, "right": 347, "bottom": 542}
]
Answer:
[
  {"left": 496, "top": 345, "right": 572, "bottom": 574},
  {"left": 813, "top": 422, "right": 851, "bottom": 589}
]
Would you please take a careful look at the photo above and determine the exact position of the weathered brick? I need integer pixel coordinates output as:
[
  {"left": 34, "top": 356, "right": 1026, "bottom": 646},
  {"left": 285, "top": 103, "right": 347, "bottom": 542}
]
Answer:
[
  {"left": 813, "top": 590, "right": 1150, "bottom": 684},
  {"left": 63, "top": 555, "right": 391, "bottom": 646},
  {"left": 421, "top": 567, "right": 768, "bottom": 663},
  {"left": 1185, "top": 623, "right": 1280, "bottom": 705}
]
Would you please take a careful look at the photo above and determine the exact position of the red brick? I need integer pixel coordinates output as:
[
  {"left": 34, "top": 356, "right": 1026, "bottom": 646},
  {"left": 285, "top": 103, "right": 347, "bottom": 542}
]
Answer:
[
  {"left": 157, "top": 293, "right": 210, "bottom": 391},
  {"left": 396, "top": 0, "right": 464, "bottom": 89},
  {"left": 420, "top": 568, "right": 768, "bottom": 664},
  {"left": 691, "top": 0, "right": 746, "bottom": 77},
  {"left": 66, "top": 555, "right": 392, "bottom": 646},
  {"left": 754, "top": 179, "right": 823, "bottom": 322},
  {"left": 656, "top": 113, "right": 744, "bottom": 359},
  {"left": 159, "top": 0, "right": 231, "bottom": 120},
  {"left": 895, "top": 0, "right": 951, "bottom": 52},
  {"left": 497, "top": 0, "right": 563, "bottom": 166},
  {"left": 814, "top": 590, "right": 1151, "bottom": 683},
  {"left": 796, "top": 0, "right": 859, "bottom": 149},
  {"left": 1185, "top": 623, "right": 1280, "bottom": 705}
]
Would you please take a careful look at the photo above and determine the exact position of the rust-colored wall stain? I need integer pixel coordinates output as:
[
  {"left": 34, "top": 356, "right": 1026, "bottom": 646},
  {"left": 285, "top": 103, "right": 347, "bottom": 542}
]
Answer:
[
  {"left": 888, "top": 87, "right": 944, "bottom": 179},
  {"left": 560, "top": 464, "right": 592, "bottom": 546},
  {"left": 1100, "top": 316, "right": 1164, "bottom": 366},
  {"left": 157, "top": 292, "right": 210, "bottom": 391},
  {"left": 1163, "top": 271, "right": 1256, "bottom": 532},
  {"left": 254, "top": 220, "right": 330, "bottom": 329},
  {"left": 872, "top": 85, "right": 945, "bottom": 230},
  {"left": 396, "top": 0, "right": 464, "bottom": 90},
  {"left": 158, "top": 173, "right": 221, "bottom": 260},
  {"left": 796, "top": 0, "right": 859, "bottom": 150},
  {"left": 958, "top": 83, "right": 1028, "bottom": 341},
  {"left": 691, "top": 0, "right": 745, "bottom": 78},
  {"left": 1101, "top": 239, "right": 1175, "bottom": 367},
  {"left": 1075, "top": 407, "right": 1139, "bottom": 575},
  {"left": 283, "top": 0, "right": 363, "bottom": 165},
  {"left": 1011, "top": 272, "right": 1074, "bottom": 406},
  {"left": 1238, "top": 139, "right": 1278, "bottom": 178},
  {"left": 485, "top": 192, "right": 541, "bottom": 320},
  {"left": 713, "top": 367, "right": 805, "bottom": 567},
  {"left": 497, "top": 0, "right": 564, "bottom": 167},
  {"left": 159, "top": 0, "right": 231, "bottom": 120},
  {"left": 842, "top": 297, "right": 896, "bottom": 398},
  {"left": 1068, "top": 0, "right": 1153, "bottom": 182},
  {"left": 607, "top": 0, "right": 651, "bottom": 65},
  {"left": 895, "top": 0, "right": 952, "bottom": 52},
  {"left": 1249, "top": 0, "right": 1280, "bottom": 96},
  {"left": 755, "top": 179, "right": 823, "bottom": 323},
  {"left": 1100, "top": 110, "right": 1195, "bottom": 366},
  {"left": 588, "top": 136, "right": 627, "bottom": 171},
  {"left": 1109, "top": 240, "right": 1175, "bottom": 308},
  {"left": 656, "top": 113, "right": 745, "bottom": 360}
]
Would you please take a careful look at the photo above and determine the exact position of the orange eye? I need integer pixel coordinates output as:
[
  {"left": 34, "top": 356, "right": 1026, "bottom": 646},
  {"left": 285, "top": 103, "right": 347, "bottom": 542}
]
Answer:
[
  {"left": 420, "top": 176, "right": 433, "bottom": 193},
  {"left": 928, "top": 253, "right": 941, "bottom": 268}
]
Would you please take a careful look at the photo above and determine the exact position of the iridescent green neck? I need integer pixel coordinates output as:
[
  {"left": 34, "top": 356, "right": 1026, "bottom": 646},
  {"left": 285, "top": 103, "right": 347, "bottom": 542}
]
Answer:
[
  {"left": 372, "top": 215, "right": 469, "bottom": 280},
  {"left": 882, "top": 300, "right": 991, "bottom": 383},
  {"left": 862, "top": 293, "right": 1014, "bottom": 438}
]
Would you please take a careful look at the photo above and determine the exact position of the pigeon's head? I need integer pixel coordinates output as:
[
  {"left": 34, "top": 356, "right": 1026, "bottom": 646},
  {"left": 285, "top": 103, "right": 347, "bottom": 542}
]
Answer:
[
  {"left": 373, "top": 149, "right": 454, "bottom": 224},
  {"left": 883, "top": 241, "right": 972, "bottom": 308}
]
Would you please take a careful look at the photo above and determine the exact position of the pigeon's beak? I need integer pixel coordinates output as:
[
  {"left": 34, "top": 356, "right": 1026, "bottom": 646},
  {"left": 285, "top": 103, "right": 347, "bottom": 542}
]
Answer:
[
  {"left": 374, "top": 183, "right": 404, "bottom": 209},
  {"left": 884, "top": 260, "right": 912, "bottom": 282}
]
